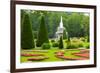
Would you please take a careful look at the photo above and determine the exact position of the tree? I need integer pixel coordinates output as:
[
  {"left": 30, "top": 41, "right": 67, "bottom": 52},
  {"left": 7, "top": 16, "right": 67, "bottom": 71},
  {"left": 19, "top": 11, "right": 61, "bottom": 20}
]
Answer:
[
  {"left": 59, "top": 36, "right": 64, "bottom": 49},
  {"left": 36, "top": 15, "right": 49, "bottom": 47},
  {"left": 21, "top": 13, "right": 35, "bottom": 49},
  {"left": 63, "top": 29, "right": 68, "bottom": 39},
  {"left": 22, "top": 10, "right": 89, "bottom": 39},
  {"left": 67, "top": 13, "right": 84, "bottom": 37},
  {"left": 81, "top": 16, "right": 90, "bottom": 42}
]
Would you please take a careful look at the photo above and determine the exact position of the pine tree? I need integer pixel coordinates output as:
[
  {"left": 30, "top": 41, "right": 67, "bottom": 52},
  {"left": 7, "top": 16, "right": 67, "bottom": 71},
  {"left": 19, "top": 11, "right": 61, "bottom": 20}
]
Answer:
[
  {"left": 36, "top": 15, "right": 49, "bottom": 47},
  {"left": 21, "top": 13, "right": 35, "bottom": 49},
  {"left": 59, "top": 36, "right": 63, "bottom": 49}
]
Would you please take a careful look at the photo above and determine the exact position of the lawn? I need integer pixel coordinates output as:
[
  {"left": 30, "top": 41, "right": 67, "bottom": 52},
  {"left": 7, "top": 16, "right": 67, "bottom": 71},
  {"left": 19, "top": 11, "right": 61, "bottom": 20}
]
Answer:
[{"left": 21, "top": 48, "right": 89, "bottom": 63}]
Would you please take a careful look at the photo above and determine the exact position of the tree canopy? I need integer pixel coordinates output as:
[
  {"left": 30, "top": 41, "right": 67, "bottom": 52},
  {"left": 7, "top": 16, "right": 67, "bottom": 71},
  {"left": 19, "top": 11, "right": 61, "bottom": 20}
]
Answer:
[{"left": 21, "top": 10, "right": 89, "bottom": 39}]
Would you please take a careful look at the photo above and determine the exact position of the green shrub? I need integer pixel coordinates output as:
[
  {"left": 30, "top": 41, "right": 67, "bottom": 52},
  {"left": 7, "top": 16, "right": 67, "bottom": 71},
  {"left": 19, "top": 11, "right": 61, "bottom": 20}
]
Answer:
[
  {"left": 51, "top": 39, "right": 55, "bottom": 43},
  {"left": 59, "top": 36, "right": 64, "bottom": 49},
  {"left": 78, "top": 41, "right": 84, "bottom": 47},
  {"left": 80, "top": 37, "right": 86, "bottom": 42},
  {"left": 63, "top": 29, "right": 68, "bottom": 39},
  {"left": 52, "top": 42, "right": 58, "bottom": 47},
  {"left": 71, "top": 38, "right": 79, "bottom": 42},
  {"left": 85, "top": 43, "right": 90, "bottom": 49},
  {"left": 21, "top": 13, "right": 35, "bottom": 49},
  {"left": 42, "top": 43, "right": 51, "bottom": 49},
  {"left": 69, "top": 38, "right": 84, "bottom": 48},
  {"left": 36, "top": 15, "right": 49, "bottom": 47},
  {"left": 64, "top": 39, "right": 68, "bottom": 43},
  {"left": 67, "top": 42, "right": 78, "bottom": 49},
  {"left": 78, "top": 43, "right": 84, "bottom": 47},
  {"left": 33, "top": 31, "right": 38, "bottom": 39}
]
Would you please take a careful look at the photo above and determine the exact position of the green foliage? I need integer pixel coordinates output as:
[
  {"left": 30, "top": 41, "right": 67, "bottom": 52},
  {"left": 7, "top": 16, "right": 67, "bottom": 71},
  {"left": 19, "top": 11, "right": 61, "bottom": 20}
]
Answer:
[
  {"left": 52, "top": 42, "right": 58, "bottom": 47},
  {"left": 21, "top": 13, "right": 35, "bottom": 49},
  {"left": 67, "top": 13, "right": 84, "bottom": 37},
  {"left": 58, "top": 36, "right": 64, "bottom": 49},
  {"left": 84, "top": 43, "right": 90, "bottom": 49},
  {"left": 78, "top": 42, "right": 84, "bottom": 47},
  {"left": 86, "top": 36, "right": 90, "bottom": 42},
  {"left": 33, "top": 31, "right": 38, "bottom": 39},
  {"left": 80, "top": 37, "right": 86, "bottom": 42},
  {"left": 66, "top": 38, "right": 84, "bottom": 49},
  {"left": 63, "top": 29, "right": 68, "bottom": 39},
  {"left": 36, "top": 15, "right": 49, "bottom": 47},
  {"left": 21, "top": 10, "right": 90, "bottom": 45},
  {"left": 51, "top": 39, "right": 55, "bottom": 43},
  {"left": 67, "top": 42, "right": 78, "bottom": 49},
  {"left": 64, "top": 39, "right": 68, "bottom": 43},
  {"left": 42, "top": 43, "right": 51, "bottom": 49},
  {"left": 81, "top": 16, "right": 89, "bottom": 37}
]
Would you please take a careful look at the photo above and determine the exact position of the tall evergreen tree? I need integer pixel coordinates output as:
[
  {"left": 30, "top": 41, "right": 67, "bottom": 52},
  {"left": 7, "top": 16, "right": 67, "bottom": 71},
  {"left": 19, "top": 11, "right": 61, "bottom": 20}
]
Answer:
[
  {"left": 59, "top": 36, "right": 63, "bottom": 49},
  {"left": 36, "top": 15, "right": 49, "bottom": 47},
  {"left": 21, "top": 13, "right": 35, "bottom": 49}
]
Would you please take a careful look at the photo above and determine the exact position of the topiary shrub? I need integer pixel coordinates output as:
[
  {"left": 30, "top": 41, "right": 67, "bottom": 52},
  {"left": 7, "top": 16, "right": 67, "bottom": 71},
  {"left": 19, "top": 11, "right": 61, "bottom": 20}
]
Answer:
[
  {"left": 42, "top": 43, "right": 51, "bottom": 49},
  {"left": 21, "top": 13, "right": 35, "bottom": 49},
  {"left": 52, "top": 42, "right": 58, "bottom": 47},
  {"left": 36, "top": 15, "right": 49, "bottom": 47},
  {"left": 58, "top": 36, "right": 64, "bottom": 49}
]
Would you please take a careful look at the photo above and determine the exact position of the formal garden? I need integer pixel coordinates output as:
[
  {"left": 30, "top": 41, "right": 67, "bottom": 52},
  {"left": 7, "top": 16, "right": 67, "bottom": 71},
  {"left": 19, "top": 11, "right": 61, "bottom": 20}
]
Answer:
[{"left": 21, "top": 10, "right": 90, "bottom": 62}]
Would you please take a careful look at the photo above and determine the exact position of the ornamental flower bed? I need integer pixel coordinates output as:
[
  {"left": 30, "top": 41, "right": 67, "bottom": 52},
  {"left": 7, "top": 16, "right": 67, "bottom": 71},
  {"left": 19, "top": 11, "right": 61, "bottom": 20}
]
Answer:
[
  {"left": 72, "top": 49, "right": 89, "bottom": 58},
  {"left": 21, "top": 53, "right": 44, "bottom": 57},
  {"left": 22, "top": 50, "right": 48, "bottom": 53},
  {"left": 55, "top": 51, "right": 65, "bottom": 56},
  {"left": 55, "top": 55, "right": 87, "bottom": 60},
  {"left": 80, "top": 50, "right": 89, "bottom": 53},
  {"left": 73, "top": 53, "right": 89, "bottom": 58},
  {"left": 28, "top": 56, "right": 49, "bottom": 61},
  {"left": 55, "top": 50, "right": 89, "bottom": 60}
]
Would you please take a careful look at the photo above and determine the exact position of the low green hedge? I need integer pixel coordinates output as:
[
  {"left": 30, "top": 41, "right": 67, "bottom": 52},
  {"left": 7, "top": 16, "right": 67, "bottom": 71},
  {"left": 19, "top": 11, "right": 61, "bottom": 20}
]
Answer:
[
  {"left": 51, "top": 39, "right": 55, "bottom": 43},
  {"left": 42, "top": 43, "right": 51, "bottom": 49},
  {"left": 84, "top": 43, "right": 90, "bottom": 49},
  {"left": 67, "top": 42, "right": 78, "bottom": 49},
  {"left": 52, "top": 42, "right": 58, "bottom": 47}
]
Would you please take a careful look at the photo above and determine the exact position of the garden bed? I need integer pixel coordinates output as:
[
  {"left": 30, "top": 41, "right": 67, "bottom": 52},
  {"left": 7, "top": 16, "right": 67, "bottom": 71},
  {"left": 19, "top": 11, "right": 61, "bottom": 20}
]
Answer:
[
  {"left": 55, "top": 51, "right": 89, "bottom": 60},
  {"left": 21, "top": 53, "right": 44, "bottom": 57},
  {"left": 28, "top": 56, "right": 49, "bottom": 61},
  {"left": 21, "top": 49, "right": 90, "bottom": 62}
]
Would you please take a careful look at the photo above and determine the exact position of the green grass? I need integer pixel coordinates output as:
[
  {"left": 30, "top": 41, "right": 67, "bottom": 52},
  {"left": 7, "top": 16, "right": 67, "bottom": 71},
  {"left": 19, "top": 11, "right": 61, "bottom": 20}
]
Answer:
[{"left": 21, "top": 48, "right": 83, "bottom": 63}]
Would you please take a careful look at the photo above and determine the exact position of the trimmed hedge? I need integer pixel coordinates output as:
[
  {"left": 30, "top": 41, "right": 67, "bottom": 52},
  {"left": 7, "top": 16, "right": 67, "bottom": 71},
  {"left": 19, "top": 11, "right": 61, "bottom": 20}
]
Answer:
[
  {"left": 52, "top": 42, "right": 58, "bottom": 47},
  {"left": 42, "top": 43, "right": 51, "bottom": 49},
  {"left": 84, "top": 43, "right": 90, "bottom": 49},
  {"left": 67, "top": 42, "right": 78, "bottom": 49},
  {"left": 36, "top": 15, "right": 49, "bottom": 47},
  {"left": 51, "top": 39, "right": 55, "bottom": 43},
  {"left": 21, "top": 13, "right": 35, "bottom": 49}
]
